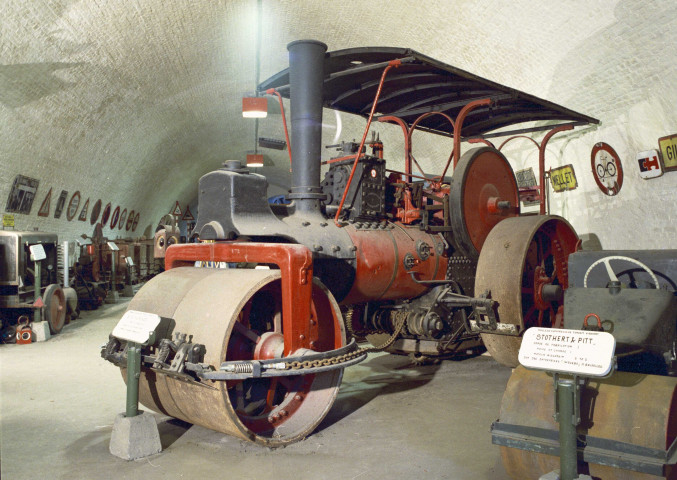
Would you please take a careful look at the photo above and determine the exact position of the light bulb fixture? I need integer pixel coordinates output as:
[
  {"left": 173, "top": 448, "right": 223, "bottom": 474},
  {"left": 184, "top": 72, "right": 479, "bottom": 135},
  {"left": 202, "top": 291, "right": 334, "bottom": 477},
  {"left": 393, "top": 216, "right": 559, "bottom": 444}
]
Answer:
[
  {"left": 246, "top": 153, "right": 265, "bottom": 167},
  {"left": 242, "top": 96, "right": 268, "bottom": 118}
]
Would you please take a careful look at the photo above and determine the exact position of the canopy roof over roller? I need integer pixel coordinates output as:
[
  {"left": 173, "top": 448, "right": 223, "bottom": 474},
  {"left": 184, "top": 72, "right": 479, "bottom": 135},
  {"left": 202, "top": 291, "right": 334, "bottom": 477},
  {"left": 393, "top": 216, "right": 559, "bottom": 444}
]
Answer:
[{"left": 259, "top": 46, "right": 599, "bottom": 138}]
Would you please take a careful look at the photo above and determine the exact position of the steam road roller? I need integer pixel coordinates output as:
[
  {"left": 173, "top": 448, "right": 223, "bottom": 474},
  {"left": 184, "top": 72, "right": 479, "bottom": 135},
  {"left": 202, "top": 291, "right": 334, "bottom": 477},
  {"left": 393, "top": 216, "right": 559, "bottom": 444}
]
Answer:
[{"left": 101, "top": 40, "right": 617, "bottom": 448}]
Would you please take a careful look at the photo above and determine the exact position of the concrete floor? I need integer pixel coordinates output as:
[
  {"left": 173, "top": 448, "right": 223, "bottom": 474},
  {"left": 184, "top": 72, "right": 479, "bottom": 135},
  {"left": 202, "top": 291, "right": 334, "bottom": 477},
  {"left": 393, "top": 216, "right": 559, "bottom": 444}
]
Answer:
[{"left": 1, "top": 299, "right": 513, "bottom": 480}]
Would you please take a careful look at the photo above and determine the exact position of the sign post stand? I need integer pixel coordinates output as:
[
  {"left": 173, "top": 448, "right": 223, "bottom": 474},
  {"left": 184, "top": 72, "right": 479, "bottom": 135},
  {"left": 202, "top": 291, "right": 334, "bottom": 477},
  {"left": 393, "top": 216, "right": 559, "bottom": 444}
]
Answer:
[
  {"left": 518, "top": 327, "right": 616, "bottom": 480},
  {"left": 29, "top": 245, "right": 47, "bottom": 323},
  {"left": 105, "top": 242, "right": 120, "bottom": 304},
  {"left": 109, "top": 310, "right": 162, "bottom": 460}
]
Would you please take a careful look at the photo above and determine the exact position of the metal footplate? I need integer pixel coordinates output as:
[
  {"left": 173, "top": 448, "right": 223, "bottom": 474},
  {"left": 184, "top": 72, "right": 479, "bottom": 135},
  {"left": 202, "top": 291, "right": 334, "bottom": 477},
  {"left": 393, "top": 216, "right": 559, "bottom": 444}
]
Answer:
[
  {"left": 491, "top": 421, "right": 677, "bottom": 477},
  {"left": 188, "top": 338, "right": 367, "bottom": 380}
]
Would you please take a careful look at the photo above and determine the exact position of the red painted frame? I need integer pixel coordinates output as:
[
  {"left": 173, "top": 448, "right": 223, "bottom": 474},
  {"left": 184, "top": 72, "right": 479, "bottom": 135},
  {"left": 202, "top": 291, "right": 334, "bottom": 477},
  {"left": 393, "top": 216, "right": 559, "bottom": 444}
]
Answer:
[{"left": 165, "top": 242, "right": 314, "bottom": 355}]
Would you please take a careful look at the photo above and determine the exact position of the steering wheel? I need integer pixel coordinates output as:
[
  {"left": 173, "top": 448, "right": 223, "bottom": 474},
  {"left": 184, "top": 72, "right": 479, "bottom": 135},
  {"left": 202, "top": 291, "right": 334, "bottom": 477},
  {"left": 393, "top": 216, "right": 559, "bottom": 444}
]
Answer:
[{"left": 583, "top": 255, "right": 659, "bottom": 289}]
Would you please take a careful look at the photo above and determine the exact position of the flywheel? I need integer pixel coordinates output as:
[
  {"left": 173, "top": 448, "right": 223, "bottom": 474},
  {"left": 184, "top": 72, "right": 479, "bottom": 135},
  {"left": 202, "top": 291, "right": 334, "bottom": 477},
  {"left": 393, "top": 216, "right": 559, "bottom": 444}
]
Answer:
[
  {"left": 475, "top": 215, "right": 578, "bottom": 367},
  {"left": 449, "top": 147, "right": 520, "bottom": 259},
  {"left": 123, "top": 266, "right": 345, "bottom": 446}
]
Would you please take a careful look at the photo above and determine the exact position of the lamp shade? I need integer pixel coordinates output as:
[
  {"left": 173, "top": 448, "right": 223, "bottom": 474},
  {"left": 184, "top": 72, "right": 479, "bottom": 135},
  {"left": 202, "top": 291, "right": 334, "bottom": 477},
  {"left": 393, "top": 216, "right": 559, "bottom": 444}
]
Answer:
[
  {"left": 246, "top": 153, "right": 264, "bottom": 167},
  {"left": 242, "top": 97, "right": 268, "bottom": 118}
]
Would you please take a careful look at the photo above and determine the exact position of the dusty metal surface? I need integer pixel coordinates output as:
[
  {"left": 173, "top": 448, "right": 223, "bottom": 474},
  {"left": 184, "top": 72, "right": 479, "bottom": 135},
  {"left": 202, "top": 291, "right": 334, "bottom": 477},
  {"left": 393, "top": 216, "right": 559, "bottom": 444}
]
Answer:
[
  {"left": 475, "top": 215, "right": 578, "bottom": 367},
  {"left": 124, "top": 266, "right": 345, "bottom": 446},
  {"left": 496, "top": 366, "right": 677, "bottom": 479}
]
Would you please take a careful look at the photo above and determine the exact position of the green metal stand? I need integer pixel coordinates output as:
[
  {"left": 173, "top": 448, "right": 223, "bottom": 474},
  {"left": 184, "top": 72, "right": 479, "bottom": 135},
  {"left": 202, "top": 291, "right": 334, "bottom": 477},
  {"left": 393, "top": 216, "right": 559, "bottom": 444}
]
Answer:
[
  {"left": 125, "top": 342, "right": 142, "bottom": 417},
  {"left": 124, "top": 332, "right": 155, "bottom": 418},
  {"left": 541, "top": 374, "right": 592, "bottom": 480},
  {"left": 33, "top": 260, "right": 41, "bottom": 323},
  {"left": 110, "top": 331, "right": 161, "bottom": 460}
]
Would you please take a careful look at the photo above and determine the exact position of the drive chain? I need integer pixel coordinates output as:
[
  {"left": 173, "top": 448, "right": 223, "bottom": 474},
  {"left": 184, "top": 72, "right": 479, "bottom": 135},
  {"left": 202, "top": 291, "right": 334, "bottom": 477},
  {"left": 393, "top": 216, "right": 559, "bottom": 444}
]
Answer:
[{"left": 286, "top": 310, "right": 408, "bottom": 370}]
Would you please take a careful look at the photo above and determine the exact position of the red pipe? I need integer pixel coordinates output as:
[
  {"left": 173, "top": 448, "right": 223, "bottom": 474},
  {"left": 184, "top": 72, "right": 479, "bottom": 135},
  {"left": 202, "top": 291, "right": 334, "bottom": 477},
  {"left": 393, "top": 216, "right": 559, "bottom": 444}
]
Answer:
[
  {"left": 498, "top": 135, "right": 540, "bottom": 152},
  {"left": 408, "top": 111, "right": 456, "bottom": 181},
  {"left": 378, "top": 116, "right": 411, "bottom": 181},
  {"left": 266, "top": 88, "right": 293, "bottom": 169},
  {"left": 538, "top": 124, "right": 574, "bottom": 214},
  {"left": 334, "top": 60, "right": 402, "bottom": 226},
  {"left": 453, "top": 98, "right": 492, "bottom": 168}
]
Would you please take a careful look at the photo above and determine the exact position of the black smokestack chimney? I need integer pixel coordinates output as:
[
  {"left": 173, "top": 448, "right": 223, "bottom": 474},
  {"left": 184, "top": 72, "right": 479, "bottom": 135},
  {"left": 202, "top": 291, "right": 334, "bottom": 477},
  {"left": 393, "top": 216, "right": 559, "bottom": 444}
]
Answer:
[{"left": 286, "top": 39, "right": 327, "bottom": 214}]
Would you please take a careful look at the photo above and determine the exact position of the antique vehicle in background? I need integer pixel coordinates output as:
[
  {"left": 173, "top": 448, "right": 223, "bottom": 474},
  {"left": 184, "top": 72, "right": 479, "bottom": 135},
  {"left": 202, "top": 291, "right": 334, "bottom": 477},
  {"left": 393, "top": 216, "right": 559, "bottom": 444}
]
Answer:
[{"left": 0, "top": 231, "right": 74, "bottom": 340}]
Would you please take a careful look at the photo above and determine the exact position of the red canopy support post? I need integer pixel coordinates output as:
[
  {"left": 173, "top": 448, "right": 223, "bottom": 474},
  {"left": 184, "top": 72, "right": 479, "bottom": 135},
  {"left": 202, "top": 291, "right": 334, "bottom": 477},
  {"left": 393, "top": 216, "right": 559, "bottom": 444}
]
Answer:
[
  {"left": 538, "top": 124, "right": 574, "bottom": 215},
  {"left": 453, "top": 98, "right": 492, "bottom": 168}
]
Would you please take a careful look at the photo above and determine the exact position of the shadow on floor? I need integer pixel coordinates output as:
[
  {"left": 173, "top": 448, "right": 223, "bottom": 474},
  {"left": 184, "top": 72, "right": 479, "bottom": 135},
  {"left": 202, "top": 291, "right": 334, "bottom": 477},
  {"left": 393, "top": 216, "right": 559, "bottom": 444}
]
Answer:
[{"left": 316, "top": 353, "right": 442, "bottom": 433}]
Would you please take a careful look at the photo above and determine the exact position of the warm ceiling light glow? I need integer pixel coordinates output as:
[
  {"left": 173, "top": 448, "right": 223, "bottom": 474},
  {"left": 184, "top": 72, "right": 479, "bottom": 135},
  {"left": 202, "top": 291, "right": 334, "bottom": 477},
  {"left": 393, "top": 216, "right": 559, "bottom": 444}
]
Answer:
[
  {"left": 242, "top": 97, "right": 268, "bottom": 118},
  {"left": 246, "top": 153, "right": 264, "bottom": 167}
]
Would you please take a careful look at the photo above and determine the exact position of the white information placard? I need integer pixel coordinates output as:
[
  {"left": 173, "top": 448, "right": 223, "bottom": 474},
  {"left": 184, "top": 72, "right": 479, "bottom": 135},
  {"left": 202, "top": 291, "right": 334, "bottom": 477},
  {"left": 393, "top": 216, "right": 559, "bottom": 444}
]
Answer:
[
  {"left": 29, "top": 244, "right": 47, "bottom": 261},
  {"left": 107, "top": 242, "right": 119, "bottom": 251},
  {"left": 112, "top": 310, "right": 161, "bottom": 344},
  {"left": 519, "top": 327, "right": 616, "bottom": 377}
]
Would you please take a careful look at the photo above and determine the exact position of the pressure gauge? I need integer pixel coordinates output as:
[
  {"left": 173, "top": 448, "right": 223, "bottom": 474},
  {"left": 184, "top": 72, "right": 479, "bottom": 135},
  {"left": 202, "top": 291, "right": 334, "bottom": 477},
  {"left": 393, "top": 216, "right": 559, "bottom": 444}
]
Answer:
[{"left": 591, "top": 143, "right": 623, "bottom": 196}]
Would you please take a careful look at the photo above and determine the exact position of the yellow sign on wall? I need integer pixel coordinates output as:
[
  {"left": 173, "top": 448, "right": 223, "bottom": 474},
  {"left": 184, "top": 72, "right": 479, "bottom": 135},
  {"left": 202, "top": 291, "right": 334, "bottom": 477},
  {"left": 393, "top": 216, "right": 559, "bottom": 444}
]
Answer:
[
  {"left": 550, "top": 164, "right": 578, "bottom": 192},
  {"left": 658, "top": 134, "right": 677, "bottom": 171},
  {"left": 3, "top": 214, "right": 15, "bottom": 227}
]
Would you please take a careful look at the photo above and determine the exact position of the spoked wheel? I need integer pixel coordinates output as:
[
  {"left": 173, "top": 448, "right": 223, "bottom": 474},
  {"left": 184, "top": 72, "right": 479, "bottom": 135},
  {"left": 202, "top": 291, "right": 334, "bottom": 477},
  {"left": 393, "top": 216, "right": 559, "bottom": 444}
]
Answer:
[
  {"left": 475, "top": 215, "right": 578, "bottom": 367},
  {"left": 43, "top": 284, "right": 67, "bottom": 334},
  {"left": 225, "top": 281, "right": 342, "bottom": 436},
  {"left": 126, "top": 267, "right": 345, "bottom": 446}
]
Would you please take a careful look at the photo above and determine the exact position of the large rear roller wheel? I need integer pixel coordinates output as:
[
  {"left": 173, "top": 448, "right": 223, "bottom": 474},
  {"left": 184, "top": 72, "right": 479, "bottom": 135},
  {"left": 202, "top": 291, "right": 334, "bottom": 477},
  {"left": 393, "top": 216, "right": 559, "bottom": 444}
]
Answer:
[
  {"left": 475, "top": 215, "right": 578, "bottom": 367},
  {"left": 43, "top": 284, "right": 67, "bottom": 334},
  {"left": 125, "top": 267, "right": 345, "bottom": 446},
  {"left": 498, "top": 366, "right": 677, "bottom": 479}
]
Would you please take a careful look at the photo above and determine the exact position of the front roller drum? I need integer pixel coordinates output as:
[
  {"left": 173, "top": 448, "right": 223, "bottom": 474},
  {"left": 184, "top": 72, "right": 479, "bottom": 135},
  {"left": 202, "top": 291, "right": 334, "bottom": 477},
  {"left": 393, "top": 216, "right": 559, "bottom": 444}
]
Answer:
[
  {"left": 124, "top": 267, "right": 345, "bottom": 446},
  {"left": 497, "top": 367, "right": 677, "bottom": 479}
]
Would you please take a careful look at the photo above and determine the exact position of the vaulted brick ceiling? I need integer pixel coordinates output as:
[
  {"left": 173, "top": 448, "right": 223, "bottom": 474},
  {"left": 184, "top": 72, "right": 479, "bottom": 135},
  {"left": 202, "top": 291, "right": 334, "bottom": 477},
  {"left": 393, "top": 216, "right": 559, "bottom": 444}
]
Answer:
[{"left": 1, "top": 0, "right": 675, "bottom": 248}]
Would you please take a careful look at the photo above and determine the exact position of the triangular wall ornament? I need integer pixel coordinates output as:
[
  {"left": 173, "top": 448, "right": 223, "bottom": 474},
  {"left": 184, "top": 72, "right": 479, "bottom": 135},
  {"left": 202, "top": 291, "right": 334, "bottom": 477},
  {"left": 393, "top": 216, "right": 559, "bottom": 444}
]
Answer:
[
  {"left": 182, "top": 205, "right": 195, "bottom": 221},
  {"left": 78, "top": 198, "right": 90, "bottom": 221},
  {"left": 38, "top": 187, "right": 52, "bottom": 217},
  {"left": 171, "top": 201, "right": 182, "bottom": 216}
]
